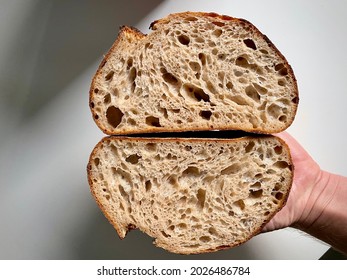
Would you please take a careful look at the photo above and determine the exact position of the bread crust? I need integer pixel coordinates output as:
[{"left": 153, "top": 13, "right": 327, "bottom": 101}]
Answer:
[
  {"left": 87, "top": 135, "right": 293, "bottom": 254},
  {"left": 89, "top": 12, "right": 299, "bottom": 135},
  {"left": 89, "top": 25, "right": 146, "bottom": 135}
]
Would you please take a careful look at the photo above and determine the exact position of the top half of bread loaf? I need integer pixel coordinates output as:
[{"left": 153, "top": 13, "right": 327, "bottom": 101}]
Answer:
[{"left": 90, "top": 12, "right": 298, "bottom": 135}]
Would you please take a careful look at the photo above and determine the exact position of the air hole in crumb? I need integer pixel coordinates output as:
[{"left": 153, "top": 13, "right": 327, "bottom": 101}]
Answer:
[
  {"left": 274, "top": 161, "right": 290, "bottom": 169},
  {"left": 129, "top": 67, "right": 137, "bottom": 92},
  {"left": 274, "top": 146, "right": 283, "bottom": 154},
  {"left": 145, "top": 116, "right": 161, "bottom": 127},
  {"left": 267, "top": 169, "right": 276, "bottom": 175},
  {"left": 106, "top": 106, "right": 124, "bottom": 128},
  {"left": 104, "top": 93, "right": 111, "bottom": 104},
  {"left": 145, "top": 143, "right": 157, "bottom": 151},
  {"left": 278, "top": 79, "right": 286, "bottom": 86},
  {"left": 273, "top": 184, "right": 281, "bottom": 194},
  {"left": 189, "top": 61, "right": 201, "bottom": 72},
  {"left": 163, "top": 72, "right": 179, "bottom": 85},
  {"left": 235, "top": 56, "right": 249, "bottom": 67},
  {"left": 221, "top": 163, "right": 241, "bottom": 175},
  {"left": 212, "top": 21, "right": 225, "bottom": 27},
  {"left": 275, "top": 63, "right": 288, "bottom": 76},
  {"left": 267, "top": 103, "right": 282, "bottom": 119},
  {"left": 182, "top": 166, "right": 200, "bottom": 177},
  {"left": 199, "top": 236, "right": 211, "bottom": 242},
  {"left": 212, "top": 29, "right": 223, "bottom": 37},
  {"left": 105, "top": 71, "right": 114, "bottom": 81},
  {"left": 196, "top": 189, "right": 206, "bottom": 209},
  {"left": 198, "top": 53, "right": 206, "bottom": 65},
  {"left": 168, "top": 175, "right": 178, "bottom": 186},
  {"left": 94, "top": 88, "right": 99, "bottom": 93},
  {"left": 233, "top": 199, "right": 245, "bottom": 210},
  {"left": 264, "top": 211, "right": 270, "bottom": 216},
  {"left": 260, "top": 49, "right": 269, "bottom": 54},
  {"left": 245, "top": 141, "right": 255, "bottom": 153},
  {"left": 178, "top": 223, "right": 187, "bottom": 229},
  {"left": 218, "top": 53, "right": 227, "bottom": 60},
  {"left": 178, "top": 34, "right": 190, "bottom": 45},
  {"left": 253, "top": 83, "right": 268, "bottom": 95},
  {"left": 195, "top": 36, "right": 204, "bottom": 43},
  {"left": 161, "top": 231, "right": 170, "bottom": 238},
  {"left": 128, "top": 118, "right": 136, "bottom": 126},
  {"left": 199, "top": 110, "right": 212, "bottom": 120},
  {"left": 234, "top": 70, "right": 243, "bottom": 77},
  {"left": 183, "top": 84, "right": 210, "bottom": 102},
  {"left": 185, "top": 16, "right": 198, "bottom": 21},
  {"left": 105, "top": 195, "right": 110, "bottom": 200},
  {"left": 145, "top": 180, "right": 152, "bottom": 192},
  {"left": 94, "top": 158, "right": 100, "bottom": 166},
  {"left": 249, "top": 189, "right": 263, "bottom": 198},
  {"left": 126, "top": 57, "right": 133, "bottom": 69},
  {"left": 251, "top": 181, "right": 262, "bottom": 188},
  {"left": 118, "top": 185, "right": 128, "bottom": 199},
  {"left": 274, "top": 63, "right": 284, "bottom": 71},
  {"left": 275, "top": 192, "right": 284, "bottom": 200},
  {"left": 245, "top": 85, "right": 260, "bottom": 102},
  {"left": 90, "top": 102, "right": 95, "bottom": 108},
  {"left": 226, "top": 81, "right": 233, "bottom": 90},
  {"left": 144, "top": 43, "right": 152, "bottom": 50},
  {"left": 279, "top": 115, "right": 287, "bottom": 122},
  {"left": 94, "top": 114, "right": 99, "bottom": 120},
  {"left": 160, "top": 107, "right": 168, "bottom": 119},
  {"left": 243, "top": 39, "right": 257, "bottom": 50},
  {"left": 125, "top": 154, "right": 141, "bottom": 164},
  {"left": 208, "top": 227, "right": 218, "bottom": 236}
]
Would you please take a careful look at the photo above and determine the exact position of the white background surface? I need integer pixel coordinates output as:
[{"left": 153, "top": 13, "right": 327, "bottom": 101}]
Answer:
[{"left": 1, "top": 0, "right": 346, "bottom": 259}]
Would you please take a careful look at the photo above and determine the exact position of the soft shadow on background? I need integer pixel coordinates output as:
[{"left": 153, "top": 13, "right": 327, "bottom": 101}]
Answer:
[{"left": 1, "top": 0, "right": 163, "bottom": 121}]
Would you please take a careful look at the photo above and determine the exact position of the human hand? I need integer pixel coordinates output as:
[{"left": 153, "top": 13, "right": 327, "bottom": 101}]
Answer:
[
  {"left": 262, "top": 131, "right": 323, "bottom": 232},
  {"left": 263, "top": 132, "right": 347, "bottom": 254}
]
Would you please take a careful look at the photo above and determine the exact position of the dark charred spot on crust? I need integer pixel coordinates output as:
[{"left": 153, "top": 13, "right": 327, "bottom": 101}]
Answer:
[
  {"left": 149, "top": 20, "right": 158, "bottom": 30},
  {"left": 238, "top": 18, "right": 254, "bottom": 27},
  {"left": 292, "top": 97, "right": 299, "bottom": 104},
  {"left": 127, "top": 224, "right": 137, "bottom": 231},
  {"left": 100, "top": 59, "right": 107, "bottom": 68}
]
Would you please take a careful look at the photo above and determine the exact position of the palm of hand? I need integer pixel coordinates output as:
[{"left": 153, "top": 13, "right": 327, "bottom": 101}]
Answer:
[{"left": 262, "top": 132, "right": 322, "bottom": 231}]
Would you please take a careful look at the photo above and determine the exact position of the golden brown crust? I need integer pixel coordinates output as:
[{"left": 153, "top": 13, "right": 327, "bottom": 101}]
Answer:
[{"left": 87, "top": 137, "right": 128, "bottom": 239}]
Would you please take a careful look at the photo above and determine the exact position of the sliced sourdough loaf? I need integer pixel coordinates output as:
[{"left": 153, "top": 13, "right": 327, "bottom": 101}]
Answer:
[
  {"left": 87, "top": 135, "right": 293, "bottom": 254},
  {"left": 90, "top": 12, "right": 298, "bottom": 135}
]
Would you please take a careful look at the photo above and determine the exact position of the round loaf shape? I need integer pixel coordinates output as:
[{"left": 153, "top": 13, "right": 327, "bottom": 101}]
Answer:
[
  {"left": 90, "top": 12, "right": 298, "bottom": 135},
  {"left": 87, "top": 135, "right": 293, "bottom": 254}
]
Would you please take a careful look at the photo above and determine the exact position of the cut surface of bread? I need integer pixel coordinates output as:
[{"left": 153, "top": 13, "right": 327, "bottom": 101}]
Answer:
[
  {"left": 90, "top": 12, "right": 298, "bottom": 135},
  {"left": 87, "top": 135, "right": 293, "bottom": 254}
]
